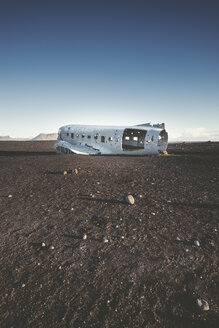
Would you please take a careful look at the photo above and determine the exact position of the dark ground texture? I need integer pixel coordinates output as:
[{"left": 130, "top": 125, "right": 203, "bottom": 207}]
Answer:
[{"left": 0, "top": 141, "right": 218, "bottom": 328}]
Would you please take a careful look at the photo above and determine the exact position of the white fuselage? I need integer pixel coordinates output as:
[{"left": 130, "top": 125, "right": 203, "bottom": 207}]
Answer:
[{"left": 54, "top": 123, "right": 168, "bottom": 155}]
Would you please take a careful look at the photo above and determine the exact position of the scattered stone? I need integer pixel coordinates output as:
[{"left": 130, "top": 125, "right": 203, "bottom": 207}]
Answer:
[
  {"left": 103, "top": 237, "right": 109, "bottom": 243},
  {"left": 71, "top": 207, "right": 74, "bottom": 211},
  {"left": 74, "top": 169, "right": 78, "bottom": 175},
  {"left": 63, "top": 170, "right": 67, "bottom": 175},
  {"left": 151, "top": 212, "right": 156, "bottom": 216},
  {"left": 196, "top": 298, "right": 209, "bottom": 311},
  {"left": 58, "top": 266, "right": 62, "bottom": 270},
  {"left": 125, "top": 194, "right": 135, "bottom": 205},
  {"left": 22, "top": 283, "right": 25, "bottom": 288},
  {"left": 175, "top": 236, "right": 181, "bottom": 241},
  {"left": 50, "top": 245, "right": 55, "bottom": 250},
  {"left": 194, "top": 240, "right": 200, "bottom": 247},
  {"left": 163, "top": 150, "right": 168, "bottom": 156},
  {"left": 42, "top": 242, "right": 46, "bottom": 247},
  {"left": 89, "top": 193, "right": 95, "bottom": 198},
  {"left": 121, "top": 236, "right": 125, "bottom": 239},
  {"left": 8, "top": 194, "right": 12, "bottom": 198},
  {"left": 83, "top": 233, "right": 87, "bottom": 240},
  {"left": 184, "top": 248, "right": 189, "bottom": 252}
]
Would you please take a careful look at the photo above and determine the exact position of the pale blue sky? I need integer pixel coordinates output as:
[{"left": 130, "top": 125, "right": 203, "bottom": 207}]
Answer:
[{"left": 0, "top": 0, "right": 218, "bottom": 140}]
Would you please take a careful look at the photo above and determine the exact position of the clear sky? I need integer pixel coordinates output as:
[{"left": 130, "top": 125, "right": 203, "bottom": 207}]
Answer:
[{"left": 0, "top": 0, "right": 218, "bottom": 140}]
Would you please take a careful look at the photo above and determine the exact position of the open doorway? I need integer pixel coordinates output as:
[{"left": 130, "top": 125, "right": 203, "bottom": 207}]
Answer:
[{"left": 122, "top": 129, "right": 146, "bottom": 151}]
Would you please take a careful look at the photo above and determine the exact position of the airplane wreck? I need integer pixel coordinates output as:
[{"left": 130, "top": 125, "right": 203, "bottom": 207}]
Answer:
[{"left": 54, "top": 123, "right": 168, "bottom": 155}]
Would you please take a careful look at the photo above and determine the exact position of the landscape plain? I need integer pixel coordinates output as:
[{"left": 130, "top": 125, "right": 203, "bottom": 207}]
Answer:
[{"left": 0, "top": 141, "right": 218, "bottom": 328}]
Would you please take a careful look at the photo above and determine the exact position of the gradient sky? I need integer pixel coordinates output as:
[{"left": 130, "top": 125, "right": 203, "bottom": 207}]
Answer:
[{"left": 0, "top": 0, "right": 218, "bottom": 140}]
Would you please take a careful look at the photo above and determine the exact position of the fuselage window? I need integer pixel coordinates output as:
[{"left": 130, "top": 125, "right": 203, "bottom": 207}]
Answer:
[
  {"left": 125, "top": 136, "right": 130, "bottom": 140},
  {"left": 67, "top": 133, "right": 69, "bottom": 137},
  {"left": 94, "top": 135, "right": 98, "bottom": 140},
  {"left": 82, "top": 134, "right": 85, "bottom": 138},
  {"left": 71, "top": 133, "right": 74, "bottom": 139},
  {"left": 76, "top": 133, "right": 79, "bottom": 138},
  {"left": 109, "top": 137, "right": 113, "bottom": 141},
  {"left": 101, "top": 136, "right": 105, "bottom": 143},
  {"left": 133, "top": 136, "right": 138, "bottom": 141},
  {"left": 87, "top": 135, "right": 91, "bottom": 139}
]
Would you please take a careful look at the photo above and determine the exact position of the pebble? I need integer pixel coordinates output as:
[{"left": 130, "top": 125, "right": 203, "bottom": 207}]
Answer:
[
  {"left": 151, "top": 212, "right": 156, "bottom": 216},
  {"left": 196, "top": 298, "right": 209, "bottom": 311},
  {"left": 121, "top": 236, "right": 125, "bottom": 239},
  {"left": 22, "top": 283, "right": 25, "bottom": 288},
  {"left": 125, "top": 195, "right": 135, "bottom": 205},
  {"left": 194, "top": 240, "right": 200, "bottom": 246},
  {"left": 71, "top": 208, "right": 74, "bottom": 211},
  {"left": 103, "top": 237, "right": 109, "bottom": 243},
  {"left": 74, "top": 169, "right": 78, "bottom": 175},
  {"left": 42, "top": 242, "right": 46, "bottom": 247},
  {"left": 83, "top": 233, "right": 87, "bottom": 240},
  {"left": 63, "top": 170, "right": 67, "bottom": 175},
  {"left": 8, "top": 194, "right": 12, "bottom": 198},
  {"left": 50, "top": 246, "right": 55, "bottom": 250},
  {"left": 175, "top": 236, "right": 181, "bottom": 241}
]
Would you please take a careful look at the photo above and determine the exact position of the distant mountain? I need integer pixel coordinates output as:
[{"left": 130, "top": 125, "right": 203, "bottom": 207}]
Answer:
[
  {"left": 0, "top": 136, "right": 13, "bottom": 140},
  {"left": 32, "top": 133, "right": 58, "bottom": 141}
]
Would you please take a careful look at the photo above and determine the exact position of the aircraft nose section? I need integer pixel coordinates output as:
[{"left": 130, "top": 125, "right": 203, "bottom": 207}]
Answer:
[{"left": 158, "top": 129, "right": 168, "bottom": 152}]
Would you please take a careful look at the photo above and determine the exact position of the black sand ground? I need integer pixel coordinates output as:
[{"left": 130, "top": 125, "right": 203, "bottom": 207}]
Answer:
[{"left": 0, "top": 141, "right": 218, "bottom": 328}]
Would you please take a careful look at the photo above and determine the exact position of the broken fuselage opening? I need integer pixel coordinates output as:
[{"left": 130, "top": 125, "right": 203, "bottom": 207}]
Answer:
[
  {"left": 158, "top": 129, "right": 168, "bottom": 153},
  {"left": 122, "top": 129, "right": 147, "bottom": 151}
]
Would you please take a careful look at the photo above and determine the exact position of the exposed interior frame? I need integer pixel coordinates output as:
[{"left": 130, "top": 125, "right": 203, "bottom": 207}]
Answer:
[{"left": 122, "top": 129, "right": 147, "bottom": 151}]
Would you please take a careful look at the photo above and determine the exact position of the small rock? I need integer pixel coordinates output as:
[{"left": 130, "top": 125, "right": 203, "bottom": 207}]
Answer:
[
  {"left": 58, "top": 266, "right": 62, "bottom": 270},
  {"left": 125, "top": 195, "right": 135, "bottom": 205},
  {"left": 71, "top": 207, "right": 74, "bottom": 211},
  {"left": 196, "top": 298, "right": 209, "bottom": 311},
  {"left": 103, "top": 237, "right": 108, "bottom": 243},
  {"left": 50, "top": 245, "right": 55, "bottom": 250},
  {"left": 194, "top": 240, "right": 200, "bottom": 247},
  {"left": 175, "top": 236, "right": 181, "bottom": 241},
  {"left": 121, "top": 236, "right": 125, "bottom": 239},
  {"left": 63, "top": 170, "right": 67, "bottom": 175},
  {"left": 74, "top": 169, "right": 78, "bottom": 175},
  {"left": 42, "top": 242, "right": 46, "bottom": 247},
  {"left": 151, "top": 212, "right": 156, "bottom": 216},
  {"left": 184, "top": 248, "right": 189, "bottom": 252},
  {"left": 22, "top": 283, "right": 25, "bottom": 288},
  {"left": 83, "top": 233, "right": 87, "bottom": 240},
  {"left": 8, "top": 194, "right": 12, "bottom": 198}
]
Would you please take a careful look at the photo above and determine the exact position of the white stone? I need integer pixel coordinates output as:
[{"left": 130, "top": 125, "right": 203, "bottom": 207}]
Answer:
[
  {"left": 196, "top": 298, "right": 209, "bottom": 311},
  {"left": 125, "top": 195, "right": 135, "bottom": 205},
  {"left": 50, "top": 246, "right": 55, "bottom": 250},
  {"left": 194, "top": 240, "right": 200, "bottom": 246},
  {"left": 83, "top": 234, "right": 87, "bottom": 240},
  {"left": 103, "top": 237, "right": 108, "bottom": 243},
  {"left": 8, "top": 194, "right": 12, "bottom": 198},
  {"left": 42, "top": 242, "right": 46, "bottom": 247}
]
